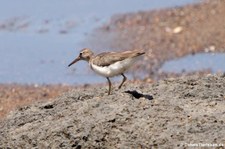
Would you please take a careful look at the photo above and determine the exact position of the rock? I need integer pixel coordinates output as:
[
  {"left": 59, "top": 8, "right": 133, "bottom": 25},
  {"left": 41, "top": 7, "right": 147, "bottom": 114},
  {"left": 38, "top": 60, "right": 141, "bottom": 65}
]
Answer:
[{"left": 0, "top": 75, "right": 225, "bottom": 148}]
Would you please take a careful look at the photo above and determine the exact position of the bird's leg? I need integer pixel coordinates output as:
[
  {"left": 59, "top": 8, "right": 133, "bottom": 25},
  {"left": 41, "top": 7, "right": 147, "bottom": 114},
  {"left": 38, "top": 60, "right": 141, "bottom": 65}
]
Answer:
[
  {"left": 118, "top": 73, "right": 127, "bottom": 89},
  {"left": 106, "top": 77, "right": 112, "bottom": 95}
]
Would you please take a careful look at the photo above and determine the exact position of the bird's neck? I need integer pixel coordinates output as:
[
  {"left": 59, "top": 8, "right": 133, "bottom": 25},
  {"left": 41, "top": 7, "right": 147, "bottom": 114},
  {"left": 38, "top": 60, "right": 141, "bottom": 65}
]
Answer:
[{"left": 86, "top": 55, "right": 94, "bottom": 64}]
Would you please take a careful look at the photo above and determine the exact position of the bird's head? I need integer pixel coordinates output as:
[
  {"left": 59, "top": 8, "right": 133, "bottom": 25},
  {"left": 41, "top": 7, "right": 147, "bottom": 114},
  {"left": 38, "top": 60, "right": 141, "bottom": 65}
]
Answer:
[{"left": 68, "top": 48, "right": 94, "bottom": 67}]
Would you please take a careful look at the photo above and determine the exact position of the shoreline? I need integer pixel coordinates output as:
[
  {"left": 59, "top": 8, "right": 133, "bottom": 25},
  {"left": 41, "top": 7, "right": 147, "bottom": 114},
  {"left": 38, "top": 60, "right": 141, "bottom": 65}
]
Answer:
[
  {"left": 88, "top": 0, "right": 225, "bottom": 79},
  {"left": 1, "top": 0, "right": 225, "bottom": 119},
  {"left": 1, "top": 1, "right": 225, "bottom": 147}
]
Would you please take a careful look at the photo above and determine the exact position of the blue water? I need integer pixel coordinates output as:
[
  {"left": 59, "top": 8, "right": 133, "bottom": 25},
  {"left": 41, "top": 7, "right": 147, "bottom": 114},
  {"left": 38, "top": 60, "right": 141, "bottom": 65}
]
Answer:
[
  {"left": 0, "top": 0, "right": 199, "bottom": 85},
  {"left": 160, "top": 53, "right": 225, "bottom": 74}
]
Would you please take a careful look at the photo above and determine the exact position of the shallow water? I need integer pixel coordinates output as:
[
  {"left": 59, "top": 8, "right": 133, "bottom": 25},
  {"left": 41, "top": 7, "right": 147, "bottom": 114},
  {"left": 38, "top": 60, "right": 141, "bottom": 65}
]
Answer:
[
  {"left": 0, "top": 0, "right": 198, "bottom": 85},
  {"left": 160, "top": 52, "right": 225, "bottom": 74}
]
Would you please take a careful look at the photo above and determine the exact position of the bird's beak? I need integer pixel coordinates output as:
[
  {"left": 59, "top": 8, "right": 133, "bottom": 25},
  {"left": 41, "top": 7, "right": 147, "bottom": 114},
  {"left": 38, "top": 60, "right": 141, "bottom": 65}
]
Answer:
[{"left": 68, "top": 56, "right": 81, "bottom": 67}]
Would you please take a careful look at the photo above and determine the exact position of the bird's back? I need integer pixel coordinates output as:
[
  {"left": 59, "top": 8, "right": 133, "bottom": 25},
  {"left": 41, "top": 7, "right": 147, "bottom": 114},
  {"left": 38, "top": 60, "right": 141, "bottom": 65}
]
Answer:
[{"left": 92, "top": 50, "right": 145, "bottom": 67}]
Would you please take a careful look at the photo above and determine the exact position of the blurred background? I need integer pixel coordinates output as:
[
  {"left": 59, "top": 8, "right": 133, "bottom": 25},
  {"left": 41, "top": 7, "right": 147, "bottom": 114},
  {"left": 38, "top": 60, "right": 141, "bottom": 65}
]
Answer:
[{"left": 0, "top": 0, "right": 211, "bottom": 85}]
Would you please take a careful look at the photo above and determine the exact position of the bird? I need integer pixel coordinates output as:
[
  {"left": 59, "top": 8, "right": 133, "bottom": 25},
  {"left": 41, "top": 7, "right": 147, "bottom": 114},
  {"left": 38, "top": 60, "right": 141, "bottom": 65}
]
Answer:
[{"left": 68, "top": 48, "right": 145, "bottom": 95}]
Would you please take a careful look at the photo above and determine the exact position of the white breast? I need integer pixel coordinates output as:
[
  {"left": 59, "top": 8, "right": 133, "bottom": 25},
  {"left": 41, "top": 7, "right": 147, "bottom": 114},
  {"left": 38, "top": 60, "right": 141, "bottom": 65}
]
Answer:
[{"left": 90, "top": 57, "right": 137, "bottom": 77}]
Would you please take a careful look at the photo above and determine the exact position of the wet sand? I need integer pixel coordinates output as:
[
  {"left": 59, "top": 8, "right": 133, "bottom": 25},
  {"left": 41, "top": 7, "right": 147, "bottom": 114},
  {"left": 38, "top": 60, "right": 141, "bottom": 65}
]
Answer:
[{"left": 89, "top": 0, "right": 225, "bottom": 79}]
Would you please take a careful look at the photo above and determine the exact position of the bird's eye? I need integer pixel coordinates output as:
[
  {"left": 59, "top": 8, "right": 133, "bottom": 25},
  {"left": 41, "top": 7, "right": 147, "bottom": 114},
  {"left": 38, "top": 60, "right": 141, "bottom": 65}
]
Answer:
[{"left": 79, "top": 52, "right": 82, "bottom": 56}]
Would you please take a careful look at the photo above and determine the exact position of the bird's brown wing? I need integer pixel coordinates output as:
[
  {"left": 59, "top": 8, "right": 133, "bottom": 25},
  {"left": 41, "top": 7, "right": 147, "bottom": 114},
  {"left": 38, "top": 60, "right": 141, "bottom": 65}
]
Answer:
[{"left": 92, "top": 50, "right": 145, "bottom": 67}]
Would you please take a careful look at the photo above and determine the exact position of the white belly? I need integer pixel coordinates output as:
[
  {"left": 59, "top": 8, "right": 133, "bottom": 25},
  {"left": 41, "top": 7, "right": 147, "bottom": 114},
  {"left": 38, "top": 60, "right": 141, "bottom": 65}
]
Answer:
[{"left": 90, "top": 58, "right": 137, "bottom": 77}]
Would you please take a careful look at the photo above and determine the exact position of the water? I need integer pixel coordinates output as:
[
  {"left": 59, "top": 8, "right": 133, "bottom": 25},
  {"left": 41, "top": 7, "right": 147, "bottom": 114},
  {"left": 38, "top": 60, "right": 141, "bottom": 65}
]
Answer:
[
  {"left": 160, "top": 53, "right": 225, "bottom": 74},
  {"left": 0, "top": 0, "right": 198, "bottom": 85}
]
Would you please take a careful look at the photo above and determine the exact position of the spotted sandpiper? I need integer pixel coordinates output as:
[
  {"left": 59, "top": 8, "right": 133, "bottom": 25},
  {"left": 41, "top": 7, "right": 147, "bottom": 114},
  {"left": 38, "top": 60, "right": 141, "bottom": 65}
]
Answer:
[{"left": 68, "top": 48, "right": 145, "bottom": 95}]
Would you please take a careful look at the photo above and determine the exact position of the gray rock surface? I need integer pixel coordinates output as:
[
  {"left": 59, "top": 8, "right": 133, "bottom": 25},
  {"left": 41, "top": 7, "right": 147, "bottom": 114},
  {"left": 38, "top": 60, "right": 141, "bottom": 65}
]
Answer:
[{"left": 1, "top": 75, "right": 225, "bottom": 148}]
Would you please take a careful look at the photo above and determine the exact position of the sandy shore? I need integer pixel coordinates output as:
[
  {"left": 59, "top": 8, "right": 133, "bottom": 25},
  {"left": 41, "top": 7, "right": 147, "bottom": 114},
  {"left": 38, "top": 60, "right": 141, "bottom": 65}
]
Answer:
[
  {"left": 1, "top": 1, "right": 225, "bottom": 147},
  {"left": 1, "top": 0, "right": 225, "bottom": 119},
  {"left": 89, "top": 0, "right": 225, "bottom": 79}
]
